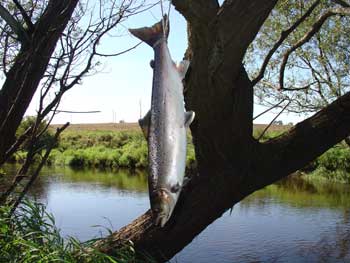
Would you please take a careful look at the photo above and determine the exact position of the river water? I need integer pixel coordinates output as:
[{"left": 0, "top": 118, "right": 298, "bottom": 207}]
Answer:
[{"left": 5, "top": 165, "right": 350, "bottom": 262}]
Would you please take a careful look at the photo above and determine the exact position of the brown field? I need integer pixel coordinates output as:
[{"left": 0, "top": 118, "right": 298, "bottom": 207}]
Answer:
[
  {"left": 51, "top": 122, "right": 292, "bottom": 132},
  {"left": 50, "top": 122, "right": 140, "bottom": 132}
]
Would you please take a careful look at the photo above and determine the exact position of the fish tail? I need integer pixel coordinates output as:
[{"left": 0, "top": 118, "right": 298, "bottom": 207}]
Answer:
[{"left": 129, "top": 15, "right": 169, "bottom": 47}]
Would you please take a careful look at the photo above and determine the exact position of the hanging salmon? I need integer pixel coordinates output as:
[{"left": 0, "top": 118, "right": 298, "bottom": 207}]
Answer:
[{"left": 129, "top": 16, "right": 195, "bottom": 227}]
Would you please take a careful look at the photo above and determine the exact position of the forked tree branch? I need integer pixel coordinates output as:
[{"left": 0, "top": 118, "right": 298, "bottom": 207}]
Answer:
[
  {"left": 9, "top": 122, "right": 70, "bottom": 214},
  {"left": 12, "top": 0, "right": 35, "bottom": 32},
  {"left": 253, "top": 99, "right": 286, "bottom": 120},
  {"left": 257, "top": 100, "right": 291, "bottom": 141},
  {"left": 252, "top": 0, "right": 321, "bottom": 86},
  {"left": 0, "top": 3, "right": 29, "bottom": 43},
  {"left": 279, "top": 7, "right": 350, "bottom": 90}
]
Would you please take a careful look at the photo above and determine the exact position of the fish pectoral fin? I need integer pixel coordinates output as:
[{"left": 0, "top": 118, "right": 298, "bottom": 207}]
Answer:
[
  {"left": 184, "top": 111, "right": 195, "bottom": 127},
  {"left": 138, "top": 110, "right": 151, "bottom": 139},
  {"left": 150, "top": 60, "right": 155, "bottom": 69},
  {"left": 176, "top": 60, "right": 190, "bottom": 80}
]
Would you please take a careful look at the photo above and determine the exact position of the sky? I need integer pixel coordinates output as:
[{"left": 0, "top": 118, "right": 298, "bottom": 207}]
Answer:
[{"left": 24, "top": 1, "right": 307, "bottom": 125}]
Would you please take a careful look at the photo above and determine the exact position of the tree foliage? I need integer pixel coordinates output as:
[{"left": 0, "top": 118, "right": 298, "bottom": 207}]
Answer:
[{"left": 246, "top": 0, "right": 350, "bottom": 113}]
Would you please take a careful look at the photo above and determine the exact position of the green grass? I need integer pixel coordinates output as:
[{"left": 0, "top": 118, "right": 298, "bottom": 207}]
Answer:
[
  {"left": 252, "top": 129, "right": 284, "bottom": 141},
  {"left": 42, "top": 130, "right": 195, "bottom": 169},
  {"left": 0, "top": 200, "right": 154, "bottom": 263}
]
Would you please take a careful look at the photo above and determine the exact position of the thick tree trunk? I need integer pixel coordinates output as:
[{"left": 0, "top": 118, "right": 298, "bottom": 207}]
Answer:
[
  {"left": 0, "top": 0, "right": 78, "bottom": 165},
  {"left": 95, "top": 0, "right": 350, "bottom": 261}
]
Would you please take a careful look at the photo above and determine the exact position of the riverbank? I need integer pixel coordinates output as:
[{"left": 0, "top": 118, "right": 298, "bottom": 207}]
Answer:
[{"left": 11, "top": 122, "right": 350, "bottom": 183}]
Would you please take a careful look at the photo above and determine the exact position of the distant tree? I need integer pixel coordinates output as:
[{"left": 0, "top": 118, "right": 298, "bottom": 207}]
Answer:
[{"left": 272, "top": 120, "right": 283, "bottom": 125}]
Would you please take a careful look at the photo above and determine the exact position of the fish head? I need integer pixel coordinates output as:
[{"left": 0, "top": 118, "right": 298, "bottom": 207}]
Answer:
[{"left": 151, "top": 188, "right": 175, "bottom": 227}]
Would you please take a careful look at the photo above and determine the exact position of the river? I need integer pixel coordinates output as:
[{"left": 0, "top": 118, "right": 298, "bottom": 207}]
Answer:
[{"left": 4, "top": 165, "right": 350, "bottom": 262}]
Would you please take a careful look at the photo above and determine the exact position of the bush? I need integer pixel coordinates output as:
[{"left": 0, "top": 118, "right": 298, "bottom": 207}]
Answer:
[{"left": 302, "top": 145, "right": 350, "bottom": 183}]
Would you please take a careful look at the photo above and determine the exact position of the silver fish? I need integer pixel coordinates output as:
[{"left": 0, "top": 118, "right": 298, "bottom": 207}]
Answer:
[{"left": 129, "top": 17, "right": 195, "bottom": 227}]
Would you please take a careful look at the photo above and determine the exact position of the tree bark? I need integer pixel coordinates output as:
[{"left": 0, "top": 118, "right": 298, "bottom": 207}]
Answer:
[
  {"left": 0, "top": 0, "right": 78, "bottom": 164},
  {"left": 94, "top": 0, "right": 350, "bottom": 261}
]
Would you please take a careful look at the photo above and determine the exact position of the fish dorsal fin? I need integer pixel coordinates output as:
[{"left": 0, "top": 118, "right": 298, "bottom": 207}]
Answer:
[
  {"left": 176, "top": 60, "right": 190, "bottom": 80},
  {"left": 138, "top": 110, "right": 151, "bottom": 139},
  {"left": 185, "top": 111, "right": 195, "bottom": 127}
]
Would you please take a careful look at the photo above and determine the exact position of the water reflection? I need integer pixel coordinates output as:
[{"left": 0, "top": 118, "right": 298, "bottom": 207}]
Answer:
[
  {"left": 2, "top": 165, "right": 350, "bottom": 262},
  {"left": 39, "top": 166, "right": 148, "bottom": 191}
]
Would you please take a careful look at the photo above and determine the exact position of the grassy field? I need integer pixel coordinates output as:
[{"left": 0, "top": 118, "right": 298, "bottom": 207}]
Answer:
[{"left": 44, "top": 122, "right": 286, "bottom": 169}]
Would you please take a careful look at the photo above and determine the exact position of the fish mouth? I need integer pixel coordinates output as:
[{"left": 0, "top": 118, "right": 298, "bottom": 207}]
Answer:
[
  {"left": 153, "top": 212, "right": 169, "bottom": 227},
  {"left": 151, "top": 188, "right": 173, "bottom": 227}
]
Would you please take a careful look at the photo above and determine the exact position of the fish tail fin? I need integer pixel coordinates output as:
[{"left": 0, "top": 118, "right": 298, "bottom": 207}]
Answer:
[{"left": 129, "top": 15, "right": 169, "bottom": 47}]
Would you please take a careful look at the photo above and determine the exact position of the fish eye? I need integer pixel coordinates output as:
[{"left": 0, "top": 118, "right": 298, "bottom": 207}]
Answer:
[{"left": 170, "top": 183, "right": 180, "bottom": 193}]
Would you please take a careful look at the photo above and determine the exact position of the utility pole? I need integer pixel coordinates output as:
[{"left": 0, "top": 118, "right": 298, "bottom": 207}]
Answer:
[
  {"left": 112, "top": 110, "right": 117, "bottom": 123},
  {"left": 139, "top": 99, "right": 142, "bottom": 119}
]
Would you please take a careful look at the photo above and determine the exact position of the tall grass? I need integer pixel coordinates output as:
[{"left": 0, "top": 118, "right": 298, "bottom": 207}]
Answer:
[{"left": 0, "top": 200, "right": 153, "bottom": 263}]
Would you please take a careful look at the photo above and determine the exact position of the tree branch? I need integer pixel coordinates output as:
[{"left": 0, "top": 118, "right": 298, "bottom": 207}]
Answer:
[
  {"left": 9, "top": 122, "right": 69, "bottom": 214},
  {"left": 218, "top": 0, "right": 278, "bottom": 73},
  {"left": 252, "top": 0, "right": 321, "bottom": 86},
  {"left": 253, "top": 98, "right": 286, "bottom": 120},
  {"left": 12, "top": 0, "right": 35, "bottom": 33},
  {"left": 332, "top": 0, "right": 350, "bottom": 7},
  {"left": 279, "top": 81, "right": 318, "bottom": 91},
  {"left": 279, "top": 7, "right": 350, "bottom": 90},
  {"left": 2, "top": 126, "right": 33, "bottom": 165},
  {"left": 261, "top": 90, "right": 350, "bottom": 186},
  {"left": 172, "top": 0, "right": 219, "bottom": 22},
  {"left": 0, "top": 3, "right": 29, "bottom": 43},
  {"left": 257, "top": 100, "right": 291, "bottom": 141},
  {"left": 95, "top": 41, "right": 142, "bottom": 57}
]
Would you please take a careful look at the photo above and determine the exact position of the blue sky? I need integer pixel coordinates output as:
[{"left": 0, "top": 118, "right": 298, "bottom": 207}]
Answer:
[{"left": 25, "top": 1, "right": 306, "bottom": 125}]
